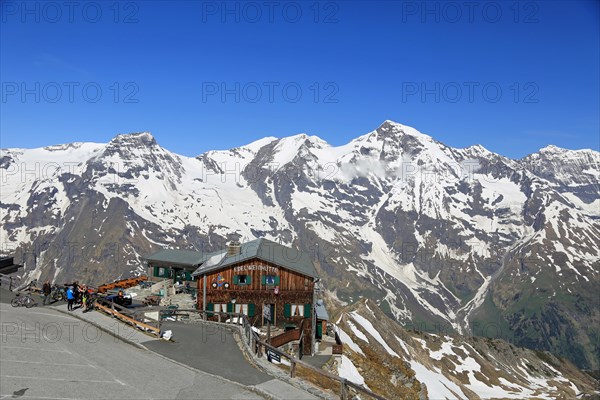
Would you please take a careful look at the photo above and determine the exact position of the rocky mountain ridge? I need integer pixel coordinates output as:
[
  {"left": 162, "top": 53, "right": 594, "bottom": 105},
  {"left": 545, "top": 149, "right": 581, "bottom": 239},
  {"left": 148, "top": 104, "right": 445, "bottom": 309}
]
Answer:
[{"left": 1, "top": 121, "right": 598, "bottom": 370}]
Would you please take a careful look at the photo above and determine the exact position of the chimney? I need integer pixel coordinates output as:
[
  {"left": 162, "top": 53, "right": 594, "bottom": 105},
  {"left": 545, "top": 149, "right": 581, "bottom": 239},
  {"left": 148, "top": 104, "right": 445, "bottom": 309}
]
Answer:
[{"left": 227, "top": 240, "right": 241, "bottom": 257}]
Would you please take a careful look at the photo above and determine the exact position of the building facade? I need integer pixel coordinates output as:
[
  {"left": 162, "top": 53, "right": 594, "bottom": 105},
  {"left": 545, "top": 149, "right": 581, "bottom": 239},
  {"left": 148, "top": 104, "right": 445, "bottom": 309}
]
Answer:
[
  {"left": 192, "top": 238, "right": 318, "bottom": 330},
  {"left": 145, "top": 238, "right": 320, "bottom": 330}
]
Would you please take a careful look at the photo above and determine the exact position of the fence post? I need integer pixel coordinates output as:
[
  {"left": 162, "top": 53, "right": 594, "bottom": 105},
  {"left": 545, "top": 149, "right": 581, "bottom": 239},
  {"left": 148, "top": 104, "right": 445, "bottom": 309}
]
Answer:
[
  {"left": 340, "top": 379, "right": 348, "bottom": 400},
  {"left": 290, "top": 360, "right": 296, "bottom": 378}
]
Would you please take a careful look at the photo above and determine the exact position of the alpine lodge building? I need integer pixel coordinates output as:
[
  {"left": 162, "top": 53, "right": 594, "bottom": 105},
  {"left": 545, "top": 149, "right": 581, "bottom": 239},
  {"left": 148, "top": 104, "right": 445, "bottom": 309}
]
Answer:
[{"left": 145, "top": 238, "right": 325, "bottom": 337}]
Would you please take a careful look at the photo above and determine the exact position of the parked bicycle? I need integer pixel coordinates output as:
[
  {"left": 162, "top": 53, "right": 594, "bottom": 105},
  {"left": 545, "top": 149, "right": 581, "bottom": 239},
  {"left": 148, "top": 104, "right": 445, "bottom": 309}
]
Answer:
[
  {"left": 51, "top": 285, "right": 65, "bottom": 302},
  {"left": 11, "top": 292, "right": 37, "bottom": 308}
]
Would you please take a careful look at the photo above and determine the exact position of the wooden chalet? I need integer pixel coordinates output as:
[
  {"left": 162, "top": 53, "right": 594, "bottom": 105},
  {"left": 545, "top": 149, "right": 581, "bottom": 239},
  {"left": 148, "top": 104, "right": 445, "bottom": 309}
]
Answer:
[
  {"left": 190, "top": 239, "right": 319, "bottom": 328},
  {"left": 145, "top": 238, "right": 323, "bottom": 354}
]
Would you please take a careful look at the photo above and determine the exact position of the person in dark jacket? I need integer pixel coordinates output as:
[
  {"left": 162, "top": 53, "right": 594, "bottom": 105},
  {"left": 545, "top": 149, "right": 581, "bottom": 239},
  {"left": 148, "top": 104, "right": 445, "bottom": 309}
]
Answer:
[{"left": 42, "top": 281, "right": 51, "bottom": 305}]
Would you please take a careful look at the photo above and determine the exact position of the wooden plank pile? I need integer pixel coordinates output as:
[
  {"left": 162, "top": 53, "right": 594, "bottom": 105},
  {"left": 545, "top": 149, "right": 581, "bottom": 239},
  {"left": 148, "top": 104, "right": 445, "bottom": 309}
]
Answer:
[{"left": 97, "top": 275, "right": 148, "bottom": 293}]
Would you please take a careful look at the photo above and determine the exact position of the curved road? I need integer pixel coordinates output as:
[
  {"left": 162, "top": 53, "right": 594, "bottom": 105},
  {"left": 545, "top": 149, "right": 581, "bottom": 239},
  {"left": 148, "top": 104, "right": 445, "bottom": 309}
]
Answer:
[{"left": 0, "top": 287, "right": 261, "bottom": 399}]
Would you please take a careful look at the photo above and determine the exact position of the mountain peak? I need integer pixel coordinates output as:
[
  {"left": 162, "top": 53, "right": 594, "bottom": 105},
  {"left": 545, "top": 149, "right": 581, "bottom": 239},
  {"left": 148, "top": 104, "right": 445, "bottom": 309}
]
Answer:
[
  {"left": 539, "top": 144, "right": 564, "bottom": 153},
  {"left": 110, "top": 132, "right": 156, "bottom": 147}
]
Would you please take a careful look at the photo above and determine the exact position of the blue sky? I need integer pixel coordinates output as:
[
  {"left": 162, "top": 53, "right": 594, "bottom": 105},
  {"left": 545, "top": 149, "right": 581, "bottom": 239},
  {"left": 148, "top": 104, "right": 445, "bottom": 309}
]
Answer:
[{"left": 1, "top": 0, "right": 598, "bottom": 158}]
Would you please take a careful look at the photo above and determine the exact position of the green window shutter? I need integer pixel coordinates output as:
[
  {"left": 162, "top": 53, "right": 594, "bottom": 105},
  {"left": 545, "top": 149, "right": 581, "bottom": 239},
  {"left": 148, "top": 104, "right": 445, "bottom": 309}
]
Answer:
[
  {"left": 275, "top": 276, "right": 280, "bottom": 285},
  {"left": 304, "top": 303, "right": 311, "bottom": 318},
  {"left": 207, "top": 303, "right": 214, "bottom": 311},
  {"left": 261, "top": 275, "right": 266, "bottom": 285},
  {"left": 185, "top": 271, "right": 191, "bottom": 281},
  {"left": 233, "top": 275, "right": 239, "bottom": 285},
  {"left": 227, "top": 303, "right": 233, "bottom": 313},
  {"left": 284, "top": 303, "right": 291, "bottom": 318},
  {"left": 246, "top": 275, "right": 252, "bottom": 285},
  {"left": 153, "top": 266, "right": 159, "bottom": 277},
  {"left": 248, "top": 303, "right": 255, "bottom": 317}
]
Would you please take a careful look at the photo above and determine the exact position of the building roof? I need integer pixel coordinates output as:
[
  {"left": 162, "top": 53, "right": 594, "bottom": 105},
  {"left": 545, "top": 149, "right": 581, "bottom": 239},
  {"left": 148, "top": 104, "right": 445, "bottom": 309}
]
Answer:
[
  {"left": 315, "top": 300, "right": 329, "bottom": 320},
  {"left": 0, "top": 257, "right": 22, "bottom": 275},
  {"left": 145, "top": 249, "right": 205, "bottom": 267},
  {"left": 191, "top": 238, "right": 318, "bottom": 279}
]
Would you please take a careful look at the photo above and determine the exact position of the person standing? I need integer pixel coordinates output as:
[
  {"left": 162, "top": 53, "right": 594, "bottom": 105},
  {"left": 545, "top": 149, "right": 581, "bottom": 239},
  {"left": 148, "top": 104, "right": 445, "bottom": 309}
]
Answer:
[
  {"left": 81, "top": 285, "right": 88, "bottom": 310},
  {"left": 42, "top": 280, "right": 51, "bottom": 305},
  {"left": 66, "top": 286, "right": 75, "bottom": 311},
  {"left": 73, "top": 282, "right": 80, "bottom": 305}
]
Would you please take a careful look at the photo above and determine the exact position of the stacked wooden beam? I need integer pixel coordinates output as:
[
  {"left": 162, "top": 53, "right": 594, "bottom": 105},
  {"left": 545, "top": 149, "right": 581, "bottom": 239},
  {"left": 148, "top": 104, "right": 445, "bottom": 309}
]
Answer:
[{"left": 97, "top": 275, "right": 148, "bottom": 293}]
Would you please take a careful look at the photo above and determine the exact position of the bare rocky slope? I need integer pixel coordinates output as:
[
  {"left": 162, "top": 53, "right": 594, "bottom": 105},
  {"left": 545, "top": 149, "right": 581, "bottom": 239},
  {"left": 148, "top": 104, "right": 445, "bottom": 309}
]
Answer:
[{"left": 330, "top": 299, "right": 598, "bottom": 399}]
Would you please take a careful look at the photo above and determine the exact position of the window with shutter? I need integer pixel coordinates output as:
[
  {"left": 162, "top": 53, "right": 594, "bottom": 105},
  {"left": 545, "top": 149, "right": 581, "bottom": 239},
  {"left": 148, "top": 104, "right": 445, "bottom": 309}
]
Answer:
[
  {"left": 207, "top": 303, "right": 214, "bottom": 312},
  {"left": 275, "top": 276, "right": 280, "bottom": 285},
  {"left": 292, "top": 304, "right": 304, "bottom": 317},
  {"left": 227, "top": 303, "right": 233, "bottom": 313},
  {"left": 235, "top": 275, "right": 251, "bottom": 285},
  {"left": 248, "top": 303, "right": 255, "bottom": 317},
  {"left": 284, "top": 303, "right": 291, "bottom": 317}
]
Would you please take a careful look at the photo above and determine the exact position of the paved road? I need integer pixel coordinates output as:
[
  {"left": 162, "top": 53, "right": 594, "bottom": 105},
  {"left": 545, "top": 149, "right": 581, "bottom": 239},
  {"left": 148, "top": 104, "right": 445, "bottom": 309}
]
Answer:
[
  {"left": 0, "top": 287, "right": 262, "bottom": 399},
  {"left": 146, "top": 321, "right": 272, "bottom": 386},
  {"left": 145, "top": 323, "right": 320, "bottom": 399}
]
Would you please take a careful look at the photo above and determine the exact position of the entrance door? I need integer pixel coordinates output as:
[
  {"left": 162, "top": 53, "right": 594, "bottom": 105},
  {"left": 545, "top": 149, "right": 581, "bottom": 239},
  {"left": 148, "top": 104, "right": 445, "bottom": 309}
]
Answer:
[
  {"left": 316, "top": 321, "right": 323, "bottom": 339},
  {"left": 263, "top": 303, "right": 275, "bottom": 325}
]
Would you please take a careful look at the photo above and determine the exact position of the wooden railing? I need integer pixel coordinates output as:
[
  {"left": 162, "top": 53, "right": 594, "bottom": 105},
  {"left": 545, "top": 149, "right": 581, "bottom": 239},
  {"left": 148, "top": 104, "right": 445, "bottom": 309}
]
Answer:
[
  {"left": 269, "top": 327, "right": 301, "bottom": 348},
  {"left": 95, "top": 296, "right": 163, "bottom": 335},
  {"left": 160, "top": 308, "right": 388, "bottom": 400},
  {"left": 333, "top": 330, "right": 344, "bottom": 354},
  {"left": 95, "top": 302, "right": 161, "bottom": 335}
]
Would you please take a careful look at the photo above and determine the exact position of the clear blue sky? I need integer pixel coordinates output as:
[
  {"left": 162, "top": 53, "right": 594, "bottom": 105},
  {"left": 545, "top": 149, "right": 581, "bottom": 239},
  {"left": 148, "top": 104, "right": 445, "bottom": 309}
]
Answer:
[{"left": 1, "top": 1, "right": 598, "bottom": 158}]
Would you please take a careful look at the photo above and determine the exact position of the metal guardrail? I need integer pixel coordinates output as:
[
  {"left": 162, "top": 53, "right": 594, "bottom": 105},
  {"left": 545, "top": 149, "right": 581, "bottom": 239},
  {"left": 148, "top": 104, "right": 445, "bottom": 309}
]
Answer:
[{"left": 161, "top": 308, "right": 388, "bottom": 400}]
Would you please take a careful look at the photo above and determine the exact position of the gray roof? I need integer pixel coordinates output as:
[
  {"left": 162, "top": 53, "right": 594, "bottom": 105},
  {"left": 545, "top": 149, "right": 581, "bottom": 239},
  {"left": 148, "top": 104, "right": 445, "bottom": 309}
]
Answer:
[
  {"left": 191, "top": 238, "right": 318, "bottom": 279},
  {"left": 145, "top": 249, "right": 204, "bottom": 268},
  {"left": 315, "top": 301, "right": 329, "bottom": 320}
]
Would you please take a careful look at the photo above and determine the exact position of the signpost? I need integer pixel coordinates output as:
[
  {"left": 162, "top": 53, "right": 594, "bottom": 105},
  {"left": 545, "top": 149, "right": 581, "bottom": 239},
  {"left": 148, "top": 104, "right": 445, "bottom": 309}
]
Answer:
[{"left": 267, "top": 349, "right": 281, "bottom": 363}]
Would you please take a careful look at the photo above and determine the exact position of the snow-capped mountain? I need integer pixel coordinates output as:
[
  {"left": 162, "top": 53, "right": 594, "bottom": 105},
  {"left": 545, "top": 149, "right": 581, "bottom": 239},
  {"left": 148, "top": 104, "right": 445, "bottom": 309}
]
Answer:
[{"left": 1, "top": 121, "right": 598, "bottom": 371}]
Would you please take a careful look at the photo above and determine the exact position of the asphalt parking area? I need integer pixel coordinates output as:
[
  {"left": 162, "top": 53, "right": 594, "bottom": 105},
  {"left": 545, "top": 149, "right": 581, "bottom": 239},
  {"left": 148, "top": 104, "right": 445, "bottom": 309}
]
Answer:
[{"left": 0, "top": 294, "right": 263, "bottom": 400}]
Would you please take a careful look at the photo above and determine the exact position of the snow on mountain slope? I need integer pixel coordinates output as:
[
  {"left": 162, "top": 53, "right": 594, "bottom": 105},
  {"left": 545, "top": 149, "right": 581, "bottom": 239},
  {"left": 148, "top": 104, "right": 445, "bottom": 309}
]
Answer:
[
  {"left": 330, "top": 300, "right": 597, "bottom": 400},
  {"left": 1, "top": 120, "right": 598, "bottom": 371}
]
